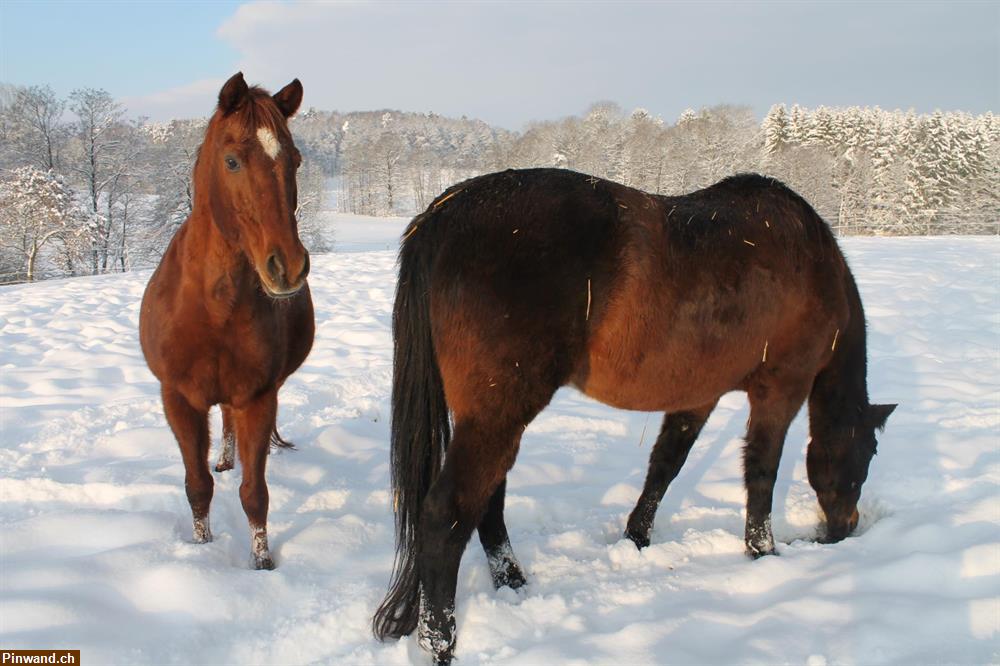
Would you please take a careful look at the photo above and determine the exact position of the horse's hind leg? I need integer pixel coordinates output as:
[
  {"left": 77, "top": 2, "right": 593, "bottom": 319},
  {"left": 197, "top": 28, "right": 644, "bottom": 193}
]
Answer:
[
  {"left": 162, "top": 387, "right": 213, "bottom": 543},
  {"left": 477, "top": 478, "right": 526, "bottom": 590},
  {"left": 743, "top": 378, "right": 812, "bottom": 558},
  {"left": 232, "top": 389, "right": 279, "bottom": 570},
  {"left": 418, "top": 416, "right": 533, "bottom": 663},
  {"left": 215, "top": 405, "right": 236, "bottom": 472},
  {"left": 625, "top": 402, "right": 716, "bottom": 549}
]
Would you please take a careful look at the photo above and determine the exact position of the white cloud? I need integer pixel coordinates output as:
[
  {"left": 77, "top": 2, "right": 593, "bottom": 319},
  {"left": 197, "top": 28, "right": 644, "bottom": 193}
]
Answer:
[
  {"left": 209, "top": 0, "right": 647, "bottom": 128},
  {"left": 122, "top": 1, "right": 998, "bottom": 127},
  {"left": 121, "top": 77, "right": 226, "bottom": 121}
]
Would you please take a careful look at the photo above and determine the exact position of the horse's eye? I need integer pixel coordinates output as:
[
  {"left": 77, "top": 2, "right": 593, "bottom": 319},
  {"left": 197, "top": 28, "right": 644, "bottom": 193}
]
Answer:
[{"left": 225, "top": 156, "right": 240, "bottom": 172}]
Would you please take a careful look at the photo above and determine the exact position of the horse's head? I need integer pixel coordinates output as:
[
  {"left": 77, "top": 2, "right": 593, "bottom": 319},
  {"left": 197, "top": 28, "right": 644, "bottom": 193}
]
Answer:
[
  {"left": 807, "top": 402, "right": 896, "bottom": 542},
  {"left": 198, "top": 72, "right": 309, "bottom": 298}
]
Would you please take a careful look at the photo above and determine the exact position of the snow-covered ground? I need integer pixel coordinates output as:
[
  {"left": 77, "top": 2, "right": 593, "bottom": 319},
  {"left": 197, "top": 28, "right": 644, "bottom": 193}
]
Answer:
[
  {"left": 319, "top": 210, "right": 410, "bottom": 254},
  {"left": 1, "top": 223, "right": 998, "bottom": 665}
]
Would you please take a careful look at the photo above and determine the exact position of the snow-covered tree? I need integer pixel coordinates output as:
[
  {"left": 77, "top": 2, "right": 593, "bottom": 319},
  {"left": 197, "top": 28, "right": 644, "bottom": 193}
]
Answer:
[
  {"left": 0, "top": 167, "right": 86, "bottom": 282},
  {"left": 295, "top": 159, "right": 332, "bottom": 253},
  {"left": 68, "top": 88, "right": 127, "bottom": 272},
  {"left": 762, "top": 104, "right": 789, "bottom": 157},
  {"left": 138, "top": 118, "right": 206, "bottom": 263},
  {"left": 622, "top": 108, "right": 667, "bottom": 191}
]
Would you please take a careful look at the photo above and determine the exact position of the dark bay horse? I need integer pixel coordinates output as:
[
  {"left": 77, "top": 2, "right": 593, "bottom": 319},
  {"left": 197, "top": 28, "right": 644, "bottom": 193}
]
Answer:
[
  {"left": 373, "top": 168, "right": 895, "bottom": 662},
  {"left": 139, "top": 73, "right": 314, "bottom": 570}
]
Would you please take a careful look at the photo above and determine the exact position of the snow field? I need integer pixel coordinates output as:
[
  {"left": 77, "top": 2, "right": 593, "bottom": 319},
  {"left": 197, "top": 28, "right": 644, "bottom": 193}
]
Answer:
[{"left": 1, "top": 230, "right": 998, "bottom": 664}]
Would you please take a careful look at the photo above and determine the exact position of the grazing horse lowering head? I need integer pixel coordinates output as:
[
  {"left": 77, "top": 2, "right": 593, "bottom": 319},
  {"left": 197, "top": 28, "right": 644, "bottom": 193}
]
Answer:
[
  {"left": 807, "top": 403, "right": 896, "bottom": 542},
  {"left": 198, "top": 72, "right": 309, "bottom": 298}
]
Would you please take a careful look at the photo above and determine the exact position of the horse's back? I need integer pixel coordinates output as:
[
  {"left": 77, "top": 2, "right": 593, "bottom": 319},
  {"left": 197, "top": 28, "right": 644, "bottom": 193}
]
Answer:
[
  {"left": 581, "top": 174, "right": 851, "bottom": 410},
  {"left": 409, "top": 169, "right": 852, "bottom": 413}
]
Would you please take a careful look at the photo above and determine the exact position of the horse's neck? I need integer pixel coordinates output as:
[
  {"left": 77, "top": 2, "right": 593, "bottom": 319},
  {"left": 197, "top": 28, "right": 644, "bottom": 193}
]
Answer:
[{"left": 181, "top": 211, "right": 258, "bottom": 313}]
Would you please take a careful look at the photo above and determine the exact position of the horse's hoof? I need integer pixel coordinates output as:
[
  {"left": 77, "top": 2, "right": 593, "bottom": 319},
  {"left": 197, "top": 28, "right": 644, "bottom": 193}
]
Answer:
[
  {"left": 492, "top": 562, "right": 527, "bottom": 590},
  {"left": 193, "top": 518, "right": 212, "bottom": 544},
  {"left": 625, "top": 529, "right": 651, "bottom": 550},
  {"left": 486, "top": 543, "right": 528, "bottom": 591},
  {"left": 506, "top": 566, "right": 527, "bottom": 590},
  {"left": 214, "top": 461, "right": 234, "bottom": 473},
  {"left": 418, "top": 598, "right": 455, "bottom": 666},
  {"left": 427, "top": 645, "right": 454, "bottom": 665},
  {"left": 745, "top": 544, "right": 777, "bottom": 560},
  {"left": 252, "top": 554, "right": 275, "bottom": 570}
]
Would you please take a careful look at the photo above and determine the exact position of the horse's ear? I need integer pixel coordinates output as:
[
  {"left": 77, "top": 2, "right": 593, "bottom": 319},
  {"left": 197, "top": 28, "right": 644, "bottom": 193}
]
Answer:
[
  {"left": 273, "top": 79, "right": 303, "bottom": 118},
  {"left": 219, "top": 72, "right": 249, "bottom": 116},
  {"left": 866, "top": 403, "right": 897, "bottom": 432}
]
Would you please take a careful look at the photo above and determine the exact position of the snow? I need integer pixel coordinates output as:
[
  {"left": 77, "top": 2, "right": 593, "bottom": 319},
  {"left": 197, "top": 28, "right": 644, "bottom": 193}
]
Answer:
[
  {"left": 322, "top": 211, "right": 410, "bottom": 253},
  {"left": 1, "top": 224, "right": 998, "bottom": 665}
]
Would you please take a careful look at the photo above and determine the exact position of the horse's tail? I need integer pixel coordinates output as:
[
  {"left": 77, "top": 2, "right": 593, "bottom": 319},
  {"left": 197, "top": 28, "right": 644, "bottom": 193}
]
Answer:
[
  {"left": 269, "top": 427, "right": 295, "bottom": 450},
  {"left": 373, "top": 213, "right": 451, "bottom": 641}
]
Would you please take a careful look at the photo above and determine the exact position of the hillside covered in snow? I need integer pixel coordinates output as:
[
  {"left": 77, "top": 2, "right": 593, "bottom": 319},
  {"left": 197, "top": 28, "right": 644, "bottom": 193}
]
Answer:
[{"left": 1, "top": 225, "right": 998, "bottom": 665}]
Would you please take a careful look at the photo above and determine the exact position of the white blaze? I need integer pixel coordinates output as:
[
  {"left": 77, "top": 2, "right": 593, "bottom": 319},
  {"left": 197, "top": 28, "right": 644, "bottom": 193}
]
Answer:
[{"left": 256, "top": 127, "right": 280, "bottom": 159}]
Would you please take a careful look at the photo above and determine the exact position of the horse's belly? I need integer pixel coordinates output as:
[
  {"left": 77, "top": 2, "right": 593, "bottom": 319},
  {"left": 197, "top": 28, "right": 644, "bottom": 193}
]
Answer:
[
  {"left": 574, "top": 350, "right": 739, "bottom": 412},
  {"left": 571, "top": 310, "right": 757, "bottom": 413}
]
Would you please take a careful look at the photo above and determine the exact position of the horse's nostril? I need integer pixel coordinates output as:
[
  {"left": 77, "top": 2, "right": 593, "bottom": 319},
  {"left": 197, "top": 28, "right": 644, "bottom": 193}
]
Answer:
[{"left": 267, "top": 253, "right": 285, "bottom": 283}]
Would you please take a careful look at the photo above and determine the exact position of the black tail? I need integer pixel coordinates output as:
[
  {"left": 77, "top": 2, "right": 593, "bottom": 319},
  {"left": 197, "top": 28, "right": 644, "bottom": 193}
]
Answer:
[
  {"left": 373, "top": 215, "right": 451, "bottom": 640},
  {"left": 269, "top": 427, "right": 295, "bottom": 450}
]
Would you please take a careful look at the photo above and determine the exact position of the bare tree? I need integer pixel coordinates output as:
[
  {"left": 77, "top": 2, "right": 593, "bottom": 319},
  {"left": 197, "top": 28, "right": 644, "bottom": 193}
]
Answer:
[
  {"left": 1, "top": 85, "right": 68, "bottom": 171},
  {"left": 372, "top": 129, "right": 406, "bottom": 214}
]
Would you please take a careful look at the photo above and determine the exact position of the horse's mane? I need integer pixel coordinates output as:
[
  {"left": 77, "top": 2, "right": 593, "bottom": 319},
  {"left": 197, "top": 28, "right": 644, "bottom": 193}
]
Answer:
[{"left": 229, "top": 86, "right": 288, "bottom": 137}]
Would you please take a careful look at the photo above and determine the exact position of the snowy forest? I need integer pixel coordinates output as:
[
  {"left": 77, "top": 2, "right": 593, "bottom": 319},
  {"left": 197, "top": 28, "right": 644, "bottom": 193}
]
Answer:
[{"left": 1, "top": 83, "right": 996, "bottom": 284}]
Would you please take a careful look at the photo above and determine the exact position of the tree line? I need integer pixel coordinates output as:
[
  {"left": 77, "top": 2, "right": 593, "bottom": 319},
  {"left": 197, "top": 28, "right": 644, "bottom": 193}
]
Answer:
[
  {"left": 1, "top": 83, "right": 996, "bottom": 284},
  {"left": 317, "top": 102, "right": 997, "bottom": 235}
]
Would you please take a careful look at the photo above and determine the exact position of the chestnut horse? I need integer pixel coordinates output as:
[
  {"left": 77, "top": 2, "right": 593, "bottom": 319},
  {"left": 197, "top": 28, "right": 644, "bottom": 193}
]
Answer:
[
  {"left": 373, "top": 168, "right": 895, "bottom": 662},
  {"left": 140, "top": 73, "right": 314, "bottom": 570}
]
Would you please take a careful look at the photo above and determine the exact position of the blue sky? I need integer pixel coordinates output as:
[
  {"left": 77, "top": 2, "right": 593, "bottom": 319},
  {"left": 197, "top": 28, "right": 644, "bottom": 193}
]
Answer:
[
  {"left": 1, "top": 1, "right": 996, "bottom": 128},
  {"left": 2, "top": 2, "right": 241, "bottom": 91}
]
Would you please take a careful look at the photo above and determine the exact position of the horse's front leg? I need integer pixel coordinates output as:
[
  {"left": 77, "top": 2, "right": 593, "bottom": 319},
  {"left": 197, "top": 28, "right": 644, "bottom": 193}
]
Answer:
[
  {"left": 743, "top": 380, "right": 811, "bottom": 558},
  {"left": 161, "top": 386, "right": 213, "bottom": 543},
  {"left": 232, "top": 389, "right": 278, "bottom": 570},
  {"left": 215, "top": 404, "right": 236, "bottom": 472}
]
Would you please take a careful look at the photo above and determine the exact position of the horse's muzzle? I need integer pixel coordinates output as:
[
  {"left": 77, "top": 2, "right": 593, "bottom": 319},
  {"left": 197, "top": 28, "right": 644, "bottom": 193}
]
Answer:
[
  {"left": 261, "top": 248, "right": 309, "bottom": 297},
  {"left": 822, "top": 507, "right": 860, "bottom": 544}
]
